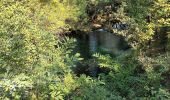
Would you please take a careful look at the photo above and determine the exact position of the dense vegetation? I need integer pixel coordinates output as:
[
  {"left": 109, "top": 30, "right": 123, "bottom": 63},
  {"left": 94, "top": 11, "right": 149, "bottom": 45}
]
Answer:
[{"left": 0, "top": 0, "right": 170, "bottom": 99}]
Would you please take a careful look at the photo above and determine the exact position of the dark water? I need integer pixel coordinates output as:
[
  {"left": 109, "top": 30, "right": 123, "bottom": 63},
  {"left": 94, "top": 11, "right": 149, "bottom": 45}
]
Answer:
[
  {"left": 70, "top": 30, "right": 130, "bottom": 76},
  {"left": 73, "top": 30, "right": 130, "bottom": 59}
]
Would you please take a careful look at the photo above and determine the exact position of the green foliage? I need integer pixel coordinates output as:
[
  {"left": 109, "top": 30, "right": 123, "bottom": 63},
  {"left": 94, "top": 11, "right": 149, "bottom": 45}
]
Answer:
[
  {"left": 71, "top": 75, "right": 125, "bottom": 100},
  {"left": 93, "top": 53, "right": 122, "bottom": 72},
  {"left": 93, "top": 53, "right": 170, "bottom": 99},
  {"left": 0, "top": 0, "right": 82, "bottom": 99},
  {"left": 0, "top": 74, "right": 33, "bottom": 99},
  {"left": 125, "top": 0, "right": 170, "bottom": 48},
  {"left": 0, "top": 0, "right": 170, "bottom": 99}
]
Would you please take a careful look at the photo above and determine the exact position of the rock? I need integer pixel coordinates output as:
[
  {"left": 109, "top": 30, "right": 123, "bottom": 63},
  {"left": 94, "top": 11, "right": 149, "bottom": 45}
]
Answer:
[{"left": 92, "top": 23, "right": 102, "bottom": 28}]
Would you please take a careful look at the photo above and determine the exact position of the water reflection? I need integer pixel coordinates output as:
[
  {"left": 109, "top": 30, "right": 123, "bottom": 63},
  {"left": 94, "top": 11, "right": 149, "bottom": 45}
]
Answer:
[
  {"left": 70, "top": 30, "right": 130, "bottom": 76},
  {"left": 73, "top": 30, "right": 130, "bottom": 59}
]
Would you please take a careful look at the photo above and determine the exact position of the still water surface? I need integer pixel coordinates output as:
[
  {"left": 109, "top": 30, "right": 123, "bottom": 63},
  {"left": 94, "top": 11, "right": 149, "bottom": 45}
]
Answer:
[{"left": 73, "top": 30, "right": 130, "bottom": 59}]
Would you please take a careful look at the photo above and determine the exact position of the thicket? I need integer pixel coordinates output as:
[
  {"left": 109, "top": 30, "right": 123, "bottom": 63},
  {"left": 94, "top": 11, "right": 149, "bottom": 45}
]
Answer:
[
  {"left": 0, "top": 0, "right": 170, "bottom": 99},
  {"left": 0, "top": 0, "right": 81, "bottom": 99}
]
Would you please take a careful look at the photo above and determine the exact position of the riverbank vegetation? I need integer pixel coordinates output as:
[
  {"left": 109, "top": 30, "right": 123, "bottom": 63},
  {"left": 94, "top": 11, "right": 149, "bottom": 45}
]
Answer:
[{"left": 0, "top": 0, "right": 170, "bottom": 99}]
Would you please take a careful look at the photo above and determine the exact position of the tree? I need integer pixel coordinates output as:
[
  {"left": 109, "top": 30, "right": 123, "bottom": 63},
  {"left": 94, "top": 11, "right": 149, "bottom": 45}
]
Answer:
[{"left": 0, "top": 0, "right": 81, "bottom": 99}]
